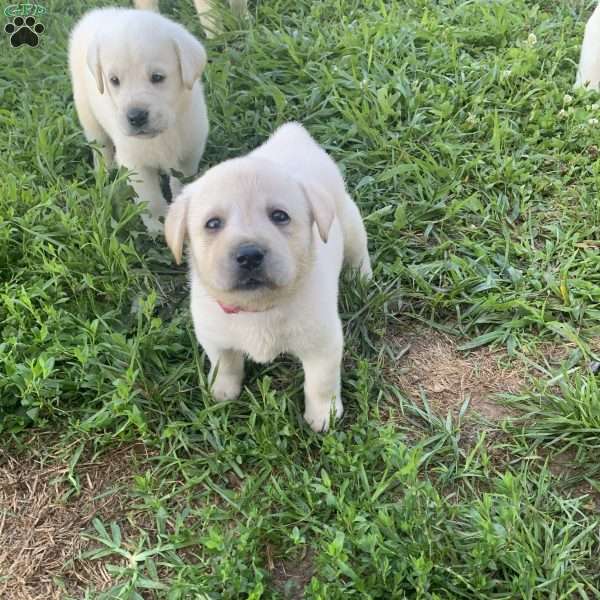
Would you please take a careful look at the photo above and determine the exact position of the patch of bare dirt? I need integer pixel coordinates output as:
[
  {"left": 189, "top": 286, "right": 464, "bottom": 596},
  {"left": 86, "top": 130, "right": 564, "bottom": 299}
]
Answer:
[
  {"left": 267, "top": 546, "right": 315, "bottom": 600},
  {"left": 0, "top": 437, "right": 151, "bottom": 600},
  {"left": 385, "top": 327, "right": 527, "bottom": 421},
  {"left": 546, "top": 449, "right": 600, "bottom": 511}
]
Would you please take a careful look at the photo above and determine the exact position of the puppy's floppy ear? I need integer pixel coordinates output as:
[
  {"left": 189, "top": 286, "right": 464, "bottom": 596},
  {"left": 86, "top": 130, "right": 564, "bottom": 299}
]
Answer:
[
  {"left": 173, "top": 32, "right": 207, "bottom": 90},
  {"left": 300, "top": 182, "right": 336, "bottom": 243},
  {"left": 165, "top": 191, "right": 190, "bottom": 264},
  {"left": 86, "top": 36, "right": 104, "bottom": 94}
]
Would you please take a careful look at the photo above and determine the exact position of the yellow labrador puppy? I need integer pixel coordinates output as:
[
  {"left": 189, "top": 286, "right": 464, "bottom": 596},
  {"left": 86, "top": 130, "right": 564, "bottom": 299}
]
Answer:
[
  {"left": 69, "top": 8, "right": 209, "bottom": 233},
  {"left": 165, "top": 123, "right": 372, "bottom": 431},
  {"left": 576, "top": 3, "right": 600, "bottom": 88},
  {"left": 134, "top": 0, "right": 247, "bottom": 37}
]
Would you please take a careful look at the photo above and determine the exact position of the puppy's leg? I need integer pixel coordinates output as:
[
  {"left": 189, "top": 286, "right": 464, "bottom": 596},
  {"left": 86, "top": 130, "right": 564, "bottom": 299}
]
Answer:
[
  {"left": 129, "top": 167, "right": 168, "bottom": 235},
  {"left": 133, "top": 0, "right": 159, "bottom": 10},
  {"left": 205, "top": 345, "right": 245, "bottom": 401},
  {"left": 73, "top": 89, "right": 115, "bottom": 170},
  {"left": 576, "top": 5, "right": 600, "bottom": 88},
  {"left": 193, "top": 0, "right": 219, "bottom": 37},
  {"left": 169, "top": 156, "right": 199, "bottom": 202},
  {"left": 194, "top": 0, "right": 247, "bottom": 37},
  {"left": 300, "top": 323, "right": 344, "bottom": 432},
  {"left": 339, "top": 194, "right": 372, "bottom": 278},
  {"left": 169, "top": 177, "right": 183, "bottom": 202},
  {"left": 229, "top": 0, "right": 247, "bottom": 17}
]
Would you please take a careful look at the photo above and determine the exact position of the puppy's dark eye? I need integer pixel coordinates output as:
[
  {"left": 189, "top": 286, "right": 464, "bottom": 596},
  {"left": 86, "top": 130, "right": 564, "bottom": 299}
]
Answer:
[
  {"left": 150, "top": 73, "right": 165, "bottom": 84},
  {"left": 205, "top": 217, "right": 223, "bottom": 230},
  {"left": 270, "top": 210, "right": 290, "bottom": 224},
  {"left": 110, "top": 76, "right": 120, "bottom": 86}
]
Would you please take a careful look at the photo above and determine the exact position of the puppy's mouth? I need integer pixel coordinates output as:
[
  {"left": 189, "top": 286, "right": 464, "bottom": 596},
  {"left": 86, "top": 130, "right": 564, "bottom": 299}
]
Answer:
[
  {"left": 233, "top": 276, "right": 273, "bottom": 291},
  {"left": 127, "top": 128, "right": 162, "bottom": 139}
]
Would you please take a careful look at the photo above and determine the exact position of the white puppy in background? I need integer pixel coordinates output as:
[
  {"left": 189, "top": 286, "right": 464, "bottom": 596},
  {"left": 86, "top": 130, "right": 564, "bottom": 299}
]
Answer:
[
  {"left": 576, "top": 3, "right": 600, "bottom": 88},
  {"left": 69, "top": 8, "right": 209, "bottom": 233},
  {"left": 165, "top": 123, "right": 372, "bottom": 432},
  {"left": 134, "top": 0, "right": 247, "bottom": 37}
]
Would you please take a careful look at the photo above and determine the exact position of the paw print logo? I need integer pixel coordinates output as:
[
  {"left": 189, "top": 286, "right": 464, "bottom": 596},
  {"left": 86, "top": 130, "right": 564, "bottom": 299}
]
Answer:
[{"left": 4, "top": 16, "right": 44, "bottom": 47}]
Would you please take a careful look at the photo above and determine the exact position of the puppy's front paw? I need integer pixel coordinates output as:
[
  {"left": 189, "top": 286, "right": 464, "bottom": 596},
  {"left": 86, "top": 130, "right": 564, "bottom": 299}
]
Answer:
[
  {"left": 211, "top": 374, "right": 242, "bottom": 402},
  {"left": 93, "top": 146, "right": 115, "bottom": 172},
  {"left": 360, "top": 259, "right": 373, "bottom": 280},
  {"left": 304, "top": 398, "right": 344, "bottom": 433}
]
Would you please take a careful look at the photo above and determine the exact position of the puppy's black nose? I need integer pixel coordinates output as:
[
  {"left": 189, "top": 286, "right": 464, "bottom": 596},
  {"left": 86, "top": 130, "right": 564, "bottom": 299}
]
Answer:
[
  {"left": 127, "top": 107, "right": 148, "bottom": 128},
  {"left": 236, "top": 244, "right": 265, "bottom": 271}
]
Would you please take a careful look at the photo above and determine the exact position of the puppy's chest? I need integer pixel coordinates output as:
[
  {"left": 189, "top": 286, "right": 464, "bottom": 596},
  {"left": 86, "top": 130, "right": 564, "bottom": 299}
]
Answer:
[
  {"left": 116, "top": 133, "right": 184, "bottom": 171},
  {"left": 233, "top": 318, "right": 299, "bottom": 363}
]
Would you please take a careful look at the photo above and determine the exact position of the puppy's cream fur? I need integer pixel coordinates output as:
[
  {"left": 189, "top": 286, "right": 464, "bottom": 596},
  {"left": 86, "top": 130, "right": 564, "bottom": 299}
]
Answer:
[
  {"left": 69, "top": 8, "right": 209, "bottom": 233},
  {"left": 166, "top": 123, "right": 372, "bottom": 431},
  {"left": 576, "top": 3, "right": 600, "bottom": 89},
  {"left": 134, "top": 0, "right": 247, "bottom": 38}
]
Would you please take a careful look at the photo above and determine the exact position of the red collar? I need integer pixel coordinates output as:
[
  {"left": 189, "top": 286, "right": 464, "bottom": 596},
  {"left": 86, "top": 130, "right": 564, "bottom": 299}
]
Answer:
[
  {"left": 217, "top": 301, "right": 244, "bottom": 314},
  {"left": 217, "top": 301, "right": 270, "bottom": 314}
]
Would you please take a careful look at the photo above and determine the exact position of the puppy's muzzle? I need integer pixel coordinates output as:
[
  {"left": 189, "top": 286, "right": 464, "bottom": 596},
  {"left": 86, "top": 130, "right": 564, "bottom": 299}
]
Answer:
[
  {"left": 127, "top": 107, "right": 149, "bottom": 128},
  {"left": 125, "top": 106, "right": 160, "bottom": 137},
  {"left": 233, "top": 243, "right": 269, "bottom": 290},
  {"left": 236, "top": 243, "right": 265, "bottom": 271}
]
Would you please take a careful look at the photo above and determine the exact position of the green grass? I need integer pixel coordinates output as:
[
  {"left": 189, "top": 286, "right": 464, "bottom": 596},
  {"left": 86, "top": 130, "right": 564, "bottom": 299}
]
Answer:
[{"left": 1, "top": 0, "right": 600, "bottom": 597}]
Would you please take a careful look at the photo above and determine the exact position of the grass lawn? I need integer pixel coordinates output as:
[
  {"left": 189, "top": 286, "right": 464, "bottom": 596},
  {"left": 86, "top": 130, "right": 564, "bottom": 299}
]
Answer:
[{"left": 1, "top": 0, "right": 600, "bottom": 597}]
